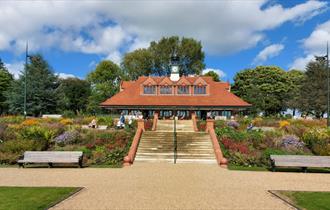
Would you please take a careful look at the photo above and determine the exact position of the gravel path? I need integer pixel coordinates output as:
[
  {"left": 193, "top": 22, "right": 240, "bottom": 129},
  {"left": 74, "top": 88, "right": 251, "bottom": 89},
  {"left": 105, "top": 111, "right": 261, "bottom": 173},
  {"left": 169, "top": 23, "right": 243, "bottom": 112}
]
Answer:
[{"left": 0, "top": 163, "right": 329, "bottom": 209}]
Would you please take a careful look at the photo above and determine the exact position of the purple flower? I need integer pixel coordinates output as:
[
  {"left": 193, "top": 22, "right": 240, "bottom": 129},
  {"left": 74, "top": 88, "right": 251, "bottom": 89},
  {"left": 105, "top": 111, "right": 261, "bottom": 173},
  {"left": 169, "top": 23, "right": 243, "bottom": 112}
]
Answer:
[
  {"left": 54, "top": 131, "right": 79, "bottom": 146},
  {"left": 227, "top": 121, "right": 240, "bottom": 129},
  {"left": 281, "top": 135, "right": 304, "bottom": 149}
]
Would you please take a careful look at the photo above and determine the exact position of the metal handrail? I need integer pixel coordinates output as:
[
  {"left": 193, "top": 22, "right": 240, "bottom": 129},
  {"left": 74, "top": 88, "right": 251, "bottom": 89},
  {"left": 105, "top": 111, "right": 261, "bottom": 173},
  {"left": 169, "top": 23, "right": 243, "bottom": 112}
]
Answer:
[{"left": 173, "top": 117, "right": 177, "bottom": 164}]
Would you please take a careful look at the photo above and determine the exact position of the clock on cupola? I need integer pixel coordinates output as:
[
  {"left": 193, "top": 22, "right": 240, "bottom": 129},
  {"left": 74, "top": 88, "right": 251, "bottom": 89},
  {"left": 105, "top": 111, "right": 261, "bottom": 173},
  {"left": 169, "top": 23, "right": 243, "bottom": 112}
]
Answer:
[{"left": 170, "top": 53, "right": 180, "bottom": 81}]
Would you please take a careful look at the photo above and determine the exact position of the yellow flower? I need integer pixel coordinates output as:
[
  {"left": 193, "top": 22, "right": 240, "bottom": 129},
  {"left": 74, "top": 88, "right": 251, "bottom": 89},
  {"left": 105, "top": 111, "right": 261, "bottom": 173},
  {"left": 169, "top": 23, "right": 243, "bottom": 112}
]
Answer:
[
  {"left": 279, "top": 120, "right": 290, "bottom": 128},
  {"left": 60, "top": 118, "right": 73, "bottom": 125},
  {"left": 21, "top": 118, "right": 39, "bottom": 126}
]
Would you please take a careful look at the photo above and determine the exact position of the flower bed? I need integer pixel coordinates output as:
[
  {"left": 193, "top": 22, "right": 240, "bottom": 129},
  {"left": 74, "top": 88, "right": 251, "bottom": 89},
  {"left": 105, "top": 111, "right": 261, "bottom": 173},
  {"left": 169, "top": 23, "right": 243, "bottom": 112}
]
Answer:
[
  {"left": 212, "top": 117, "right": 328, "bottom": 167},
  {"left": 0, "top": 115, "right": 136, "bottom": 166}
]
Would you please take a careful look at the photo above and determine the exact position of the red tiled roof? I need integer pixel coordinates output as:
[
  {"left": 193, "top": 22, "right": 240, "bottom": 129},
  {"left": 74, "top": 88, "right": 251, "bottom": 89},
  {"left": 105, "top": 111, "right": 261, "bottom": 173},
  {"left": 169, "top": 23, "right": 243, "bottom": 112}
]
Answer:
[{"left": 101, "top": 76, "right": 251, "bottom": 108}]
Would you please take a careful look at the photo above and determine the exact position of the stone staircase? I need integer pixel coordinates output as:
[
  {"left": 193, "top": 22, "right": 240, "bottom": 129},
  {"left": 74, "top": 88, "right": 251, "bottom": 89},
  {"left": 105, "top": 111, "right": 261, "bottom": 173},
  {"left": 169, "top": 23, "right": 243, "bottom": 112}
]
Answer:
[{"left": 134, "top": 120, "right": 216, "bottom": 164}]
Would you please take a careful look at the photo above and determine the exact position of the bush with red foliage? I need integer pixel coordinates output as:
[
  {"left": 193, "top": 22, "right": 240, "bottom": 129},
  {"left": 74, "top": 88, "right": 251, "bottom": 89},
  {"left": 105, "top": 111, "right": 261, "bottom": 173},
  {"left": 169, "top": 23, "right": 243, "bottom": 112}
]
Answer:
[{"left": 222, "top": 138, "right": 250, "bottom": 155}]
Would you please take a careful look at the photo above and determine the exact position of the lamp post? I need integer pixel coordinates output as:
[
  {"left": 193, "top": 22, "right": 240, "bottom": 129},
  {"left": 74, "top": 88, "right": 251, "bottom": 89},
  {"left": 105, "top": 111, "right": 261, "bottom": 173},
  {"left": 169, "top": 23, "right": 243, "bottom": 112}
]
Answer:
[
  {"left": 24, "top": 42, "right": 29, "bottom": 119},
  {"left": 315, "top": 42, "right": 329, "bottom": 126}
]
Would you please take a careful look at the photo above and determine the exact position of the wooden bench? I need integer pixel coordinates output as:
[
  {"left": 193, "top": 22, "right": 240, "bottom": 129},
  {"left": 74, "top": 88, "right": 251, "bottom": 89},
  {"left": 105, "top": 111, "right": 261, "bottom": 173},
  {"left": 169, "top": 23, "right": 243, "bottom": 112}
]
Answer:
[
  {"left": 18, "top": 151, "right": 83, "bottom": 168},
  {"left": 270, "top": 155, "right": 330, "bottom": 172}
]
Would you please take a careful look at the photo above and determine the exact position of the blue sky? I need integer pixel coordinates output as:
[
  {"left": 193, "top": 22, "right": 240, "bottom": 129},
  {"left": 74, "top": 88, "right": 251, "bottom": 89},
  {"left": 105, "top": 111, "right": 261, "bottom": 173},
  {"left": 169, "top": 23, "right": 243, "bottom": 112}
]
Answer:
[{"left": 0, "top": 0, "right": 330, "bottom": 82}]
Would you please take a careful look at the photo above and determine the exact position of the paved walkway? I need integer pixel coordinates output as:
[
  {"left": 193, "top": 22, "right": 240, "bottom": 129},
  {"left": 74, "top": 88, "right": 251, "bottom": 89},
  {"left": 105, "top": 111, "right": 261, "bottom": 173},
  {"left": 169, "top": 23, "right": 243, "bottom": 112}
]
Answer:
[{"left": 0, "top": 163, "right": 329, "bottom": 209}]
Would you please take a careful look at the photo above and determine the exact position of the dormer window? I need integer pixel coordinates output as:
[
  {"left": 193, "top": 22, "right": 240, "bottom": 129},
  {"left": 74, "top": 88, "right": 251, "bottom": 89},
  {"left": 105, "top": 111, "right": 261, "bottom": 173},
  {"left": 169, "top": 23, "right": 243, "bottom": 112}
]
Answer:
[
  {"left": 160, "top": 85, "right": 172, "bottom": 94},
  {"left": 144, "top": 85, "right": 156, "bottom": 94},
  {"left": 178, "top": 85, "right": 189, "bottom": 94},
  {"left": 194, "top": 85, "right": 206, "bottom": 94}
]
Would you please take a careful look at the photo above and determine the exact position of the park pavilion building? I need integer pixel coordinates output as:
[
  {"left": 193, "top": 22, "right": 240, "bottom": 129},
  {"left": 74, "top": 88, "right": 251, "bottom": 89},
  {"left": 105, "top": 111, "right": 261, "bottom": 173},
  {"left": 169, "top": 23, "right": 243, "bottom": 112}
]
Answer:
[{"left": 101, "top": 59, "right": 251, "bottom": 119}]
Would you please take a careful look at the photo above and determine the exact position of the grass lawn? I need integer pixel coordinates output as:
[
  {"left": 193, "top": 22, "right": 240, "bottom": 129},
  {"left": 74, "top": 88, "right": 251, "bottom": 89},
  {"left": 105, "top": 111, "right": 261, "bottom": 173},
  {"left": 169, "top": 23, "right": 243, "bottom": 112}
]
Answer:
[
  {"left": 278, "top": 191, "right": 330, "bottom": 210},
  {"left": 228, "top": 165, "right": 268, "bottom": 171},
  {"left": 0, "top": 186, "right": 80, "bottom": 210}
]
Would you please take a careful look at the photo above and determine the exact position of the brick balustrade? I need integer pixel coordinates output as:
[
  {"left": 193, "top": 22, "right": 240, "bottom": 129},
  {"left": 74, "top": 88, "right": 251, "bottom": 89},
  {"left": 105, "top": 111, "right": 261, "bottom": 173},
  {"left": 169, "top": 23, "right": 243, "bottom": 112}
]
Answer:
[
  {"left": 205, "top": 119, "right": 228, "bottom": 168},
  {"left": 123, "top": 119, "right": 145, "bottom": 166},
  {"left": 152, "top": 113, "right": 158, "bottom": 131},
  {"left": 191, "top": 113, "right": 199, "bottom": 132}
]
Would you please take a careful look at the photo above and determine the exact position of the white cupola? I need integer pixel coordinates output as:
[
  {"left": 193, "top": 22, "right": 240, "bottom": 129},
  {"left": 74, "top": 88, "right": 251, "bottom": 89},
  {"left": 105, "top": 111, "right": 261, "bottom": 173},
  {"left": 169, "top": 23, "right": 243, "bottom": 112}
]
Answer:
[{"left": 170, "top": 53, "right": 180, "bottom": 81}]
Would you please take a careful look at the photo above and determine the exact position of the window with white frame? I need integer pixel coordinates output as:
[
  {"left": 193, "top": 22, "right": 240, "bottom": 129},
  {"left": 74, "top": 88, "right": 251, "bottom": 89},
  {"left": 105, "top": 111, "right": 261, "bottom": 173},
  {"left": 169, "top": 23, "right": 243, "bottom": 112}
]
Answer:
[
  {"left": 160, "top": 85, "right": 172, "bottom": 94},
  {"left": 143, "top": 85, "right": 156, "bottom": 94},
  {"left": 194, "top": 85, "right": 206, "bottom": 94},
  {"left": 177, "top": 86, "right": 189, "bottom": 94}
]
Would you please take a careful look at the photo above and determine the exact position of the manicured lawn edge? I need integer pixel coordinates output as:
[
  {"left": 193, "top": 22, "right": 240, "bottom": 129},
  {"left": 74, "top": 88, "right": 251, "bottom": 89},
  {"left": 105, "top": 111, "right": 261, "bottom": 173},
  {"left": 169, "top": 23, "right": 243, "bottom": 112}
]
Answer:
[
  {"left": 0, "top": 186, "right": 83, "bottom": 210},
  {"left": 268, "top": 190, "right": 301, "bottom": 209},
  {"left": 269, "top": 190, "right": 330, "bottom": 210},
  {"left": 46, "top": 187, "right": 84, "bottom": 209}
]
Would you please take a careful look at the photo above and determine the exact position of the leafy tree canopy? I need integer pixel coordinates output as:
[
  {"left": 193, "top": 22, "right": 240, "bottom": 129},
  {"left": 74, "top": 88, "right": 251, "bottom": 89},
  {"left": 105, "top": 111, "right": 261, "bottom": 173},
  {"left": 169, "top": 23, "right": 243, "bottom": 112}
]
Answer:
[
  {"left": 0, "top": 58, "right": 13, "bottom": 114},
  {"left": 232, "top": 66, "right": 289, "bottom": 116},
  {"left": 57, "top": 78, "right": 91, "bottom": 113},
  {"left": 86, "top": 60, "right": 122, "bottom": 113},
  {"left": 285, "top": 69, "right": 305, "bottom": 116},
  {"left": 6, "top": 55, "right": 58, "bottom": 116},
  {"left": 298, "top": 59, "right": 327, "bottom": 118},
  {"left": 122, "top": 36, "right": 205, "bottom": 79},
  {"left": 203, "top": 70, "right": 220, "bottom": 82}
]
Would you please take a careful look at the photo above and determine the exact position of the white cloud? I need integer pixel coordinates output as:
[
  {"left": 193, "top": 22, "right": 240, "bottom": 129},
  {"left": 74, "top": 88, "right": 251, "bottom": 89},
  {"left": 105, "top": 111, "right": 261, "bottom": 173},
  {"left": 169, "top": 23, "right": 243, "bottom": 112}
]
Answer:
[
  {"left": 56, "top": 73, "right": 77, "bottom": 79},
  {"left": 253, "top": 44, "right": 284, "bottom": 64},
  {"left": 203, "top": 68, "right": 226, "bottom": 79},
  {"left": 5, "top": 62, "right": 24, "bottom": 79},
  {"left": 105, "top": 51, "right": 122, "bottom": 65},
  {"left": 290, "top": 54, "right": 315, "bottom": 70},
  {"left": 290, "top": 19, "right": 330, "bottom": 70},
  {"left": 0, "top": 0, "right": 327, "bottom": 57}
]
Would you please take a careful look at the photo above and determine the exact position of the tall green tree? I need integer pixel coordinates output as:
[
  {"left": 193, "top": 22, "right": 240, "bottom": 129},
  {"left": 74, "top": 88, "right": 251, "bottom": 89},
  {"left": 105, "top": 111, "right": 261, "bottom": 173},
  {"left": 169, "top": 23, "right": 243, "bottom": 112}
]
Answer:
[
  {"left": 232, "top": 66, "right": 289, "bottom": 116},
  {"left": 6, "top": 55, "right": 59, "bottom": 116},
  {"left": 122, "top": 36, "right": 205, "bottom": 79},
  {"left": 87, "top": 60, "right": 122, "bottom": 113},
  {"left": 0, "top": 59, "right": 13, "bottom": 114},
  {"left": 285, "top": 70, "right": 305, "bottom": 116},
  {"left": 298, "top": 59, "right": 327, "bottom": 118},
  {"left": 57, "top": 78, "right": 91, "bottom": 113},
  {"left": 203, "top": 70, "right": 220, "bottom": 82},
  {"left": 121, "top": 49, "right": 153, "bottom": 80}
]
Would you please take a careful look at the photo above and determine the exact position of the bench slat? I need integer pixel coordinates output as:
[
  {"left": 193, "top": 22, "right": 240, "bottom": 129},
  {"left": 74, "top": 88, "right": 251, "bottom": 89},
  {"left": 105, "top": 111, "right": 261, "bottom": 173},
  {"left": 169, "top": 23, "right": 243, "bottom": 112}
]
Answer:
[
  {"left": 19, "top": 151, "right": 83, "bottom": 166},
  {"left": 270, "top": 155, "right": 330, "bottom": 168}
]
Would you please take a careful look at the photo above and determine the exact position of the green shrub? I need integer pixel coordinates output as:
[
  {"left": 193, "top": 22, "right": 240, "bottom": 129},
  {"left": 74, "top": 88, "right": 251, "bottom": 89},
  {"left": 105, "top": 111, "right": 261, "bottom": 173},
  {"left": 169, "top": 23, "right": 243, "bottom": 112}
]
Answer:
[
  {"left": 227, "top": 152, "right": 261, "bottom": 167},
  {"left": 0, "top": 116, "right": 25, "bottom": 124},
  {"left": 19, "top": 126, "right": 56, "bottom": 142},
  {"left": 97, "top": 116, "right": 113, "bottom": 127},
  {"left": 261, "top": 148, "right": 289, "bottom": 166},
  {"left": 62, "top": 110, "right": 75, "bottom": 118},
  {"left": 214, "top": 120, "right": 226, "bottom": 128},
  {"left": 0, "top": 139, "right": 47, "bottom": 164}
]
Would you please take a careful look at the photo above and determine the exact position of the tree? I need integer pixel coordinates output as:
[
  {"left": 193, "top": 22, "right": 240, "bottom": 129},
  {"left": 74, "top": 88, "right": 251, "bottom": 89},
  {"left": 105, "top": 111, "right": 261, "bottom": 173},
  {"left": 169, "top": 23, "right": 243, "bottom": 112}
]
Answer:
[
  {"left": 57, "top": 78, "right": 91, "bottom": 113},
  {"left": 232, "top": 66, "right": 289, "bottom": 116},
  {"left": 122, "top": 36, "right": 205, "bottom": 79},
  {"left": 121, "top": 49, "right": 153, "bottom": 80},
  {"left": 6, "top": 55, "right": 59, "bottom": 116},
  {"left": 87, "top": 60, "right": 122, "bottom": 113},
  {"left": 298, "top": 59, "right": 327, "bottom": 118},
  {"left": 0, "top": 59, "right": 13, "bottom": 114},
  {"left": 203, "top": 70, "right": 220, "bottom": 82},
  {"left": 285, "top": 70, "right": 305, "bottom": 116}
]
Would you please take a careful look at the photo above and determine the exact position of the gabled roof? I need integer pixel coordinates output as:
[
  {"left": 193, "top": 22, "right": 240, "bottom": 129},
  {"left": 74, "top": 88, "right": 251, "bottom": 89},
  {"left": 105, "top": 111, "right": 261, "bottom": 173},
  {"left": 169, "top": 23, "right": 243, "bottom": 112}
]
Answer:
[
  {"left": 159, "top": 77, "right": 173, "bottom": 86},
  {"left": 176, "top": 76, "right": 191, "bottom": 86},
  {"left": 102, "top": 76, "right": 251, "bottom": 108},
  {"left": 142, "top": 77, "right": 157, "bottom": 86}
]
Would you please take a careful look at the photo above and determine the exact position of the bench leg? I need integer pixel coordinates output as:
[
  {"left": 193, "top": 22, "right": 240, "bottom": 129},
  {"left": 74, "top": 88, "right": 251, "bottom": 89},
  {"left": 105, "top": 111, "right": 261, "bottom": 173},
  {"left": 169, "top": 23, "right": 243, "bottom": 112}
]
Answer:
[
  {"left": 302, "top": 167, "right": 307, "bottom": 173},
  {"left": 48, "top": 163, "right": 53, "bottom": 168},
  {"left": 18, "top": 163, "right": 24, "bottom": 168}
]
